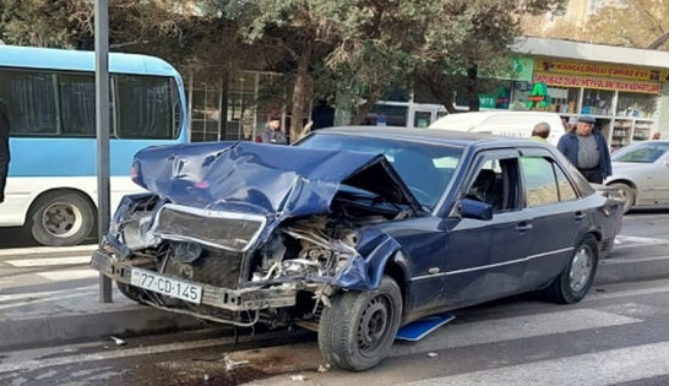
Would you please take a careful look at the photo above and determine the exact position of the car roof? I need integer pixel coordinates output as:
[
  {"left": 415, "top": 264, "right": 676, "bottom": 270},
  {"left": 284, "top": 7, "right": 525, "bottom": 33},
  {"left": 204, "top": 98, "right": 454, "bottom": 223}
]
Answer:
[{"left": 314, "top": 126, "right": 545, "bottom": 149}]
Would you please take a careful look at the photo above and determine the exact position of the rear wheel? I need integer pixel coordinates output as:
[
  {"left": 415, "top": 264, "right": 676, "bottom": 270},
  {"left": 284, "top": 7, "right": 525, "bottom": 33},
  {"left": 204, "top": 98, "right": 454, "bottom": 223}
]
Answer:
[
  {"left": 28, "top": 191, "right": 95, "bottom": 246},
  {"left": 545, "top": 235, "right": 599, "bottom": 304},
  {"left": 318, "top": 276, "right": 402, "bottom": 371}
]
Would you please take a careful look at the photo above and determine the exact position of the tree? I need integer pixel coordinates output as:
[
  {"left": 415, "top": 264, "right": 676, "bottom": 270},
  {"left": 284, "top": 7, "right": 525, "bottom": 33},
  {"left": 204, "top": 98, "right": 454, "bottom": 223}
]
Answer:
[
  {"left": 588, "top": 0, "right": 668, "bottom": 50},
  {"left": 520, "top": 0, "right": 668, "bottom": 51},
  {"left": 415, "top": 0, "right": 564, "bottom": 113},
  {"left": 239, "top": 0, "right": 562, "bottom": 138}
]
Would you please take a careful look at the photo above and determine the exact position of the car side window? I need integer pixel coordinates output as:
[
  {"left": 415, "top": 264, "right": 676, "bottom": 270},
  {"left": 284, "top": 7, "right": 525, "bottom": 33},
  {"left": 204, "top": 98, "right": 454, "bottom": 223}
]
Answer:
[
  {"left": 553, "top": 163, "right": 578, "bottom": 202},
  {"left": 520, "top": 156, "right": 560, "bottom": 207},
  {"left": 465, "top": 157, "right": 520, "bottom": 212}
]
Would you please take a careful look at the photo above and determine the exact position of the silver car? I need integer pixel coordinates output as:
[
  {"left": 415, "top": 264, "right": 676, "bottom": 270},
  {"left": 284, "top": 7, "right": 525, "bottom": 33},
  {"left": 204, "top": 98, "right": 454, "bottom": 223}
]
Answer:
[{"left": 605, "top": 141, "right": 669, "bottom": 213}]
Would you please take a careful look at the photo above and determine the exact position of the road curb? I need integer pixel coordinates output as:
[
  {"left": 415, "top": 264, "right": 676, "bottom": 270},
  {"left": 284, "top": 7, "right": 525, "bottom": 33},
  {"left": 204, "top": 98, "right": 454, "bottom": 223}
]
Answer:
[
  {"left": 595, "top": 256, "right": 669, "bottom": 285},
  {"left": 0, "top": 304, "right": 205, "bottom": 351},
  {"left": 0, "top": 245, "right": 97, "bottom": 258}
]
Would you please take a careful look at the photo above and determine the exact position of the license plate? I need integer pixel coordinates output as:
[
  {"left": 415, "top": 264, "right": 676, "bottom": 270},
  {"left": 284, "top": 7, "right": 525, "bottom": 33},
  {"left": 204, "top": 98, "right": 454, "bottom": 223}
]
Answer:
[{"left": 130, "top": 268, "right": 203, "bottom": 304}]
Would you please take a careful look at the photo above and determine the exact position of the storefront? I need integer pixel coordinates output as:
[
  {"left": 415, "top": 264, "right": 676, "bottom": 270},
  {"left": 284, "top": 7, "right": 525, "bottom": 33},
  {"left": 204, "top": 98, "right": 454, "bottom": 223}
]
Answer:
[
  {"left": 371, "top": 38, "right": 669, "bottom": 148},
  {"left": 369, "top": 56, "right": 534, "bottom": 128},
  {"left": 519, "top": 58, "right": 668, "bottom": 149}
]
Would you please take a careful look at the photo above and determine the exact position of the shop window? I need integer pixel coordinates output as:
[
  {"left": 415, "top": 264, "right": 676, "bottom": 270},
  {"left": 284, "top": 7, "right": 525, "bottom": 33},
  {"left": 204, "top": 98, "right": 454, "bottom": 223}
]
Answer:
[
  {"left": 548, "top": 87, "right": 579, "bottom": 114},
  {"left": 581, "top": 89, "right": 614, "bottom": 116},
  {"left": 616, "top": 92, "right": 657, "bottom": 119}
]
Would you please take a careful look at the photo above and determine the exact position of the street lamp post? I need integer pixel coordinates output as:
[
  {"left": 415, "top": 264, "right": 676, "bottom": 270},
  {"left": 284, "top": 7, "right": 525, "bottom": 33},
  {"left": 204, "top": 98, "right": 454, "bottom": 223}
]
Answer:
[{"left": 95, "top": 0, "right": 112, "bottom": 303}]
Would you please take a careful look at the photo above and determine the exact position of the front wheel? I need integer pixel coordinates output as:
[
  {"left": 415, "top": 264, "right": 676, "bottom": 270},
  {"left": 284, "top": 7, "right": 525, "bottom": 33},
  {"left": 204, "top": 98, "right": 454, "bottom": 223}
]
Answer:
[
  {"left": 545, "top": 235, "right": 599, "bottom": 304},
  {"left": 318, "top": 276, "right": 402, "bottom": 371},
  {"left": 28, "top": 191, "right": 95, "bottom": 246}
]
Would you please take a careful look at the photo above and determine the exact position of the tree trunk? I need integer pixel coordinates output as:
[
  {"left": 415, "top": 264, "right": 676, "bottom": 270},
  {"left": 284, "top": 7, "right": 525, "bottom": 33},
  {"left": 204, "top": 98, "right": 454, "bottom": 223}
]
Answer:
[
  {"left": 467, "top": 65, "right": 480, "bottom": 112},
  {"left": 416, "top": 73, "right": 457, "bottom": 114},
  {"left": 334, "top": 89, "right": 354, "bottom": 126},
  {"left": 290, "top": 37, "right": 313, "bottom": 142}
]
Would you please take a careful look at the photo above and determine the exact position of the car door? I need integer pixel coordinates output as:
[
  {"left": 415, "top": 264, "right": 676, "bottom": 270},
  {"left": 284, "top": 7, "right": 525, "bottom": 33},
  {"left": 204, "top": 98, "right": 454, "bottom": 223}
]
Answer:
[
  {"left": 654, "top": 153, "right": 669, "bottom": 204},
  {"left": 443, "top": 149, "right": 532, "bottom": 306},
  {"left": 518, "top": 148, "right": 589, "bottom": 290}
]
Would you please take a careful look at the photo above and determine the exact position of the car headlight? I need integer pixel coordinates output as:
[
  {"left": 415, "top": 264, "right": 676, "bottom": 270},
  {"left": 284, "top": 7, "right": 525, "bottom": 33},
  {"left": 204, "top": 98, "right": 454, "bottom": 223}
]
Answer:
[{"left": 121, "top": 212, "right": 158, "bottom": 250}]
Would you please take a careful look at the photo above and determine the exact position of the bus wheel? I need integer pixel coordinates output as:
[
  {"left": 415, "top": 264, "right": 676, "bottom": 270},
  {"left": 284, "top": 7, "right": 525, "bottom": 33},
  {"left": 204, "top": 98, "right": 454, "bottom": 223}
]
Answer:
[{"left": 29, "top": 192, "right": 95, "bottom": 246}]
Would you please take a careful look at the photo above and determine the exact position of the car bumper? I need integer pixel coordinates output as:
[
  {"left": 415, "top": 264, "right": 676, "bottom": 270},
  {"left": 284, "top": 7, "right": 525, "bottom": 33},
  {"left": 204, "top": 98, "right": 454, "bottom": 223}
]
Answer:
[{"left": 91, "top": 248, "right": 299, "bottom": 312}]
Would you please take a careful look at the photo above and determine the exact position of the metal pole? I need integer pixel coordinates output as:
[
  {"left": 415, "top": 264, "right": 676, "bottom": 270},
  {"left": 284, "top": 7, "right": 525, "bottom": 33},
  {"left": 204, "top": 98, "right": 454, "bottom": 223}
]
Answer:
[{"left": 96, "top": 0, "right": 112, "bottom": 303}]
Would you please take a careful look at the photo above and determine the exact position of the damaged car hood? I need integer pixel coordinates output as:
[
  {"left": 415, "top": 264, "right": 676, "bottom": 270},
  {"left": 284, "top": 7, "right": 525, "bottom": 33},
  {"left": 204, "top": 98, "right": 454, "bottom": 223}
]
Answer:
[{"left": 131, "top": 141, "right": 423, "bottom": 218}]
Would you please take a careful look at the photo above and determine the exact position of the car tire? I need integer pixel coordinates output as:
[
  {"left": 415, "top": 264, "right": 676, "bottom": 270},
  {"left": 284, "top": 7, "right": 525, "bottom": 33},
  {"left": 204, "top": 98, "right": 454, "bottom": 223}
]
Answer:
[
  {"left": 318, "top": 276, "right": 403, "bottom": 371},
  {"left": 29, "top": 191, "right": 95, "bottom": 246},
  {"left": 609, "top": 182, "right": 635, "bottom": 214},
  {"left": 545, "top": 234, "right": 599, "bottom": 304}
]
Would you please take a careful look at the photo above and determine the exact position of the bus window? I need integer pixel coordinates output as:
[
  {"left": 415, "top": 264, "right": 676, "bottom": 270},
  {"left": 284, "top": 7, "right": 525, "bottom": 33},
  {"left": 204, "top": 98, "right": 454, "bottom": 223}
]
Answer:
[
  {"left": 116, "top": 75, "right": 175, "bottom": 139},
  {"left": 58, "top": 73, "right": 96, "bottom": 136},
  {"left": 0, "top": 69, "right": 58, "bottom": 135}
]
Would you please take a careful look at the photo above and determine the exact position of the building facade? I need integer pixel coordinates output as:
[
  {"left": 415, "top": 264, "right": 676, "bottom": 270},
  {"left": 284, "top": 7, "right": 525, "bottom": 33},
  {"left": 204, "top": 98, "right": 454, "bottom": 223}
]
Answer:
[{"left": 185, "top": 37, "right": 670, "bottom": 146}]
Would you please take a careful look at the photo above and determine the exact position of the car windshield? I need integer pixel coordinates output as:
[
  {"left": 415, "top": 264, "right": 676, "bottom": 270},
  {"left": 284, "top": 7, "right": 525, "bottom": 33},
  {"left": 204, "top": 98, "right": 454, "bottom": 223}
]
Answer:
[
  {"left": 296, "top": 133, "right": 463, "bottom": 209},
  {"left": 612, "top": 142, "right": 668, "bottom": 163}
]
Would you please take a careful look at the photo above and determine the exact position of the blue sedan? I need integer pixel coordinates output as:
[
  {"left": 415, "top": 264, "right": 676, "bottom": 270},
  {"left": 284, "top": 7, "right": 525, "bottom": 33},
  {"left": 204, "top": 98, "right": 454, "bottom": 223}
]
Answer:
[{"left": 92, "top": 127, "right": 624, "bottom": 371}]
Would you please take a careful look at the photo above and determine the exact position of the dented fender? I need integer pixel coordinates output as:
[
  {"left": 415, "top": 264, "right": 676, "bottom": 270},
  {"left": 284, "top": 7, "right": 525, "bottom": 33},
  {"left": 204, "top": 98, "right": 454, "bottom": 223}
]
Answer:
[{"left": 335, "top": 229, "right": 408, "bottom": 291}]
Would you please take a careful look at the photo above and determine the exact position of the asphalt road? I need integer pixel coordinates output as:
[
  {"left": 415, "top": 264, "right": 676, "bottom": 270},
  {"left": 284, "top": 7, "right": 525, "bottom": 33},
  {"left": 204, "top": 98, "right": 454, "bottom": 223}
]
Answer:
[{"left": 0, "top": 211, "right": 670, "bottom": 386}]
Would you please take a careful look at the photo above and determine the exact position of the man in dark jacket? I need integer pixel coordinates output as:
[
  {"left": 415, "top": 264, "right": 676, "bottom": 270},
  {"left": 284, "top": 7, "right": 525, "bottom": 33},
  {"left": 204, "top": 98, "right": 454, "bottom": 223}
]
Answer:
[
  {"left": 261, "top": 115, "right": 287, "bottom": 145},
  {"left": 0, "top": 98, "right": 10, "bottom": 204},
  {"left": 557, "top": 116, "right": 611, "bottom": 184}
]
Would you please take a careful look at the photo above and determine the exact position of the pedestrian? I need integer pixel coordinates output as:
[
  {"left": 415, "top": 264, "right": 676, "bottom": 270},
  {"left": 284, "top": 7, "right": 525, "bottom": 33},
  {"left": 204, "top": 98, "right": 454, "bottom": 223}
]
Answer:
[
  {"left": 531, "top": 122, "right": 550, "bottom": 142},
  {"left": 0, "top": 98, "right": 10, "bottom": 204},
  {"left": 261, "top": 115, "right": 287, "bottom": 145},
  {"left": 560, "top": 115, "right": 569, "bottom": 132},
  {"left": 556, "top": 116, "right": 611, "bottom": 184},
  {"left": 652, "top": 132, "right": 661, "bottom": 140}
]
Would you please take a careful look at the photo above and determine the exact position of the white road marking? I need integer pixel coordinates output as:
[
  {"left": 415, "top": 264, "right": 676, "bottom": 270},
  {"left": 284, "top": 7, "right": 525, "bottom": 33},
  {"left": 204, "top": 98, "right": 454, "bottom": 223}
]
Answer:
[
  {"left": 34, "top": 269, "right": 99, "bottom": 282},
  {"left": 402, "top": 341, "right": 668, "bottom": 386},
  {"left": 4, "top": 256, "right": 92, "bottom": 267}
]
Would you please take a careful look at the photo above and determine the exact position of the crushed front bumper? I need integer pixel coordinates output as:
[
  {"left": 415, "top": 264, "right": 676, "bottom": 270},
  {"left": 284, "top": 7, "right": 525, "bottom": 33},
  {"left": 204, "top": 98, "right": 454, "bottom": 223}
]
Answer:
[{"left": 91, "top": 249, "right": 298, "bottom": 312}]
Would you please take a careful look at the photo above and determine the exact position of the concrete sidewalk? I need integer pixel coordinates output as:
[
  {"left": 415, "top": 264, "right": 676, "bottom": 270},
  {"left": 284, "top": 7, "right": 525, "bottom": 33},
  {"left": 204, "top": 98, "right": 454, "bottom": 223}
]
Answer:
[
  {"left": 0, "top": 281, "right": 205, "bottom": 350},
  {"left": 0, "top": 246, "right": 205, "bottom": 351}
]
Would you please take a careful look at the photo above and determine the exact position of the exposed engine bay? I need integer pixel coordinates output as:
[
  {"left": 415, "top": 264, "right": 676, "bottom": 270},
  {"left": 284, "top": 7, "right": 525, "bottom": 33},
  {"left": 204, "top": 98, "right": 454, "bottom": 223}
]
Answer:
[{"left": 94, "top": 187, "right": 409, "bottom": 328}]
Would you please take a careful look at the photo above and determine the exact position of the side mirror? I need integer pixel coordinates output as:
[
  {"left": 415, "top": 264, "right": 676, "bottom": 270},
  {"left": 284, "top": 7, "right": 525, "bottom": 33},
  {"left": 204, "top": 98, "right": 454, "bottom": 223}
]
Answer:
[{"left": 452, "top": 199, "right": 493, "bottom": 220}]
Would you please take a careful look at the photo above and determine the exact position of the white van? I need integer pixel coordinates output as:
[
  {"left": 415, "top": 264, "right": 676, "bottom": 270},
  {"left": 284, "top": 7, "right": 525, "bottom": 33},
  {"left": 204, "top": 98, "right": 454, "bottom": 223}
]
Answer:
[{"left": 429, "top": 111, "right": 566, "bottom": 146}]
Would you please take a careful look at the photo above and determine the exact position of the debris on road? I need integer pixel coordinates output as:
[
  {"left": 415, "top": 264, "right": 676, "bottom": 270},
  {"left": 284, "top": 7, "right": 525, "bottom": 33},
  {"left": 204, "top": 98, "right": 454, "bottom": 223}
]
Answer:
[
  {"left": 110, "top": 336, "right": 126, "bottom": 347},
  {"left": 291, "top": 374, "right": 306, "bottom": 381},
  {"left": 427, "top": 352, "right": 439, "bottom": 358},
  {"left": 223, "top": 353, "right": 249, "bottom": 371}
]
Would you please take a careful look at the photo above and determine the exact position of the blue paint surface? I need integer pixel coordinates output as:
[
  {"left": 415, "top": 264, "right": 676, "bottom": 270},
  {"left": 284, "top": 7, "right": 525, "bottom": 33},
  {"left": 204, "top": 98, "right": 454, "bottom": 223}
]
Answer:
[{"left": 396, "top": 313, "right": 456, "bottom": 342}]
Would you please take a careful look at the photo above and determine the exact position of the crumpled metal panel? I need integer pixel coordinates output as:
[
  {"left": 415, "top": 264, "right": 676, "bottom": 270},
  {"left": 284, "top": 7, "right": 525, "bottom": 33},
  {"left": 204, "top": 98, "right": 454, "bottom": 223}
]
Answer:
[
  {"left": 131, "top": 141, "right": 419, "bottom": 218},
  {"left": 334, "top": 229, "right": 403, "bottom": 290}
]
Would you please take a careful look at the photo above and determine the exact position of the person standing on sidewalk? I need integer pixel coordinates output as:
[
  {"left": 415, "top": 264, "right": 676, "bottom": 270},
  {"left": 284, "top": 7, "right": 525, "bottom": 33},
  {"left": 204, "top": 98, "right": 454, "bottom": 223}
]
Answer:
[
  {"left": 261, "top": 115, "right": 287, "bottom": 145},
  {"left": 0, "top": 98, "right": 10, "bottom": 204},
  {"left": 531, "top": 122, "right": 550, "bottom": 142},
  {"left": 557, "top": 116, "right": 611, "bottom": 184}
]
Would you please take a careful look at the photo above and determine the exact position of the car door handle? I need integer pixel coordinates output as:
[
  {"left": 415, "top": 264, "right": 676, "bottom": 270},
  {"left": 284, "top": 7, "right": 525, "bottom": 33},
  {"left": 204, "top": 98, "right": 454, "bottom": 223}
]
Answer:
[
  {"left": 574, "top": 211, "right": 586, "bottom": 221},
  {"left": 515, "top": 222, "right": 533, "bottom": 232}
]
